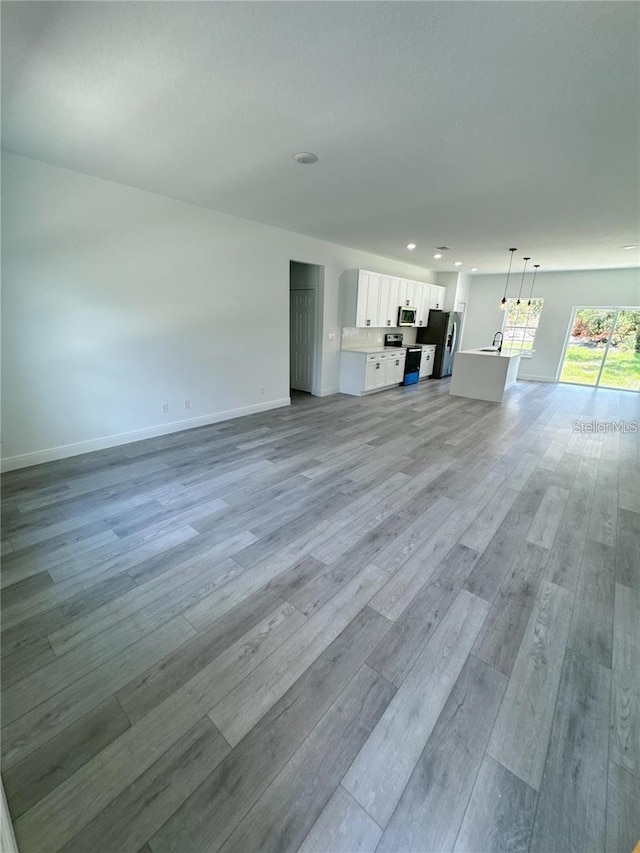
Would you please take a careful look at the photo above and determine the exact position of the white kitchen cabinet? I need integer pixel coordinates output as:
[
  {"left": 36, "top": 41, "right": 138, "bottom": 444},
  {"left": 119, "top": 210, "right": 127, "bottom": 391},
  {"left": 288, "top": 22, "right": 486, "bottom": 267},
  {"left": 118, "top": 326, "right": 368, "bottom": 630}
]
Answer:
[
  {"left": 396, "top": 278, "right": 406, "bottom": 311},
  {"left": 343, "top": 270, "right": 382, "bottom": 328},
  {"left": 416, "top": 284, "right": 430, "bottom": 327},
  {"left": 385, "top": 351, "right": 406, "bottom": 384},
  {"left": 340, "top": 349, "right": 405, "bottom": 396},
  {"left": 423, "top": 286, "right": 437, "bottom": 327},
  {"left": 364, "top": 353, "right": 388, "bottom": 391},
  {"left": 365, "top": 273, "right": 382, "bottom": 327},
  {"left": 342, "top": 270, "right": 443, "bottom": 330},
  {"left": 380, "top": 275, "right": 400, "bottom": 327},
  {"left": 419, "top": 345, "right": 437, "bottom": 378},
  {"left": 421, "top": 285, "right": 446, "bottom": 327},
  {"left": 414, "top": 283, "right": 426, "bottom": 327},
  {"left": 400, "top": 279, "right": 416, "bottom": 308}
]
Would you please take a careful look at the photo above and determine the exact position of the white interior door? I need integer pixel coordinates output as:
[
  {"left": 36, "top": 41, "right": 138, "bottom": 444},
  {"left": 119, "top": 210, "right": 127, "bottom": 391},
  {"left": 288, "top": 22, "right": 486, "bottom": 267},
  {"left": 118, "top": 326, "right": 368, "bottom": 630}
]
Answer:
[{"left": 290, "top": 289, "right": 315, "bottom": 391}]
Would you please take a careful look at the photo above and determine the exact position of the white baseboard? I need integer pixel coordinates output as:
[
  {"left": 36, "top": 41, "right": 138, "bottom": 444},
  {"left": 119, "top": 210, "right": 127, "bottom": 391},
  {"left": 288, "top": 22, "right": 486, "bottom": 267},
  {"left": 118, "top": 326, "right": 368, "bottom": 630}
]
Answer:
[
  {"left": 518, "top": 374, "right": 555, "bottom": 383},
  {"left": 1, "top": 398, "right": 291, "bottom": 472},
  {"left": 319, "top": 387, "right": 340, "bottom": 397}
]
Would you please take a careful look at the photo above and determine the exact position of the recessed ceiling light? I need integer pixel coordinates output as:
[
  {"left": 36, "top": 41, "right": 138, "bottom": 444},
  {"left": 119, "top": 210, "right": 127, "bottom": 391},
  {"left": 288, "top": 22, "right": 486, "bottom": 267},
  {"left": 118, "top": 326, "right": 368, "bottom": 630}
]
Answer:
[
  {"left": 471, "top": 268, "right": 478, "bottom": 272},
  {"left": 433, "top": 253, "right": 442, "bottom": 259},
  {"left": 622, "top": 244, "right": 637, "bottom": 249},
  {"left": 406, "top": 243, "right": 417, "bottom": 250},
  {"left": 454, "top": 261, "right": 462, "bottom": 266},
  {"left": 293, "top": 152, "right": 318, "bottom": 164}
]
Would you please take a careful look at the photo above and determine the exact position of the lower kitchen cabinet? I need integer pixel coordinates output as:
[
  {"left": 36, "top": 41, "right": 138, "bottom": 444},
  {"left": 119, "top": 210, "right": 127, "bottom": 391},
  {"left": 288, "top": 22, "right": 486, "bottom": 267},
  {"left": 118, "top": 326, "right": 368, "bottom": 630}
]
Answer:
[
  {"left": 385, "top": 351, "right": 406, "bottom": 385},
  {"left": 364, "top": 354, "right": 388, "bottom": 391},
  {"left": 340, "top": 350, "right": 406, "bottom": 396},
  {"left": 419, "top": 345, "right": 437, "bottom": 379}
]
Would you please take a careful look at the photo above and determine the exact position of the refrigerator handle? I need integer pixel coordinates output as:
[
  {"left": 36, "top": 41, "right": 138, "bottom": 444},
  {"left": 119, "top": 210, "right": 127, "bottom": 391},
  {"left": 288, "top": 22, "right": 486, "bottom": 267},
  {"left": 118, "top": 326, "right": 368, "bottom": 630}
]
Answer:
[{"left": 450, "top": 321, "right": 458, "bottom": 352}]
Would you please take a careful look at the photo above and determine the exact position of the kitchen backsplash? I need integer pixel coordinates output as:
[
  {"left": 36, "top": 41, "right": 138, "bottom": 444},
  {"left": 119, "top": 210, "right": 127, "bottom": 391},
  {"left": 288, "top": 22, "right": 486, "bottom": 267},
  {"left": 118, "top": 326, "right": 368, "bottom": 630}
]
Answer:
[{"left": 341, "top": 326, "right": 418, "bottom": 349}]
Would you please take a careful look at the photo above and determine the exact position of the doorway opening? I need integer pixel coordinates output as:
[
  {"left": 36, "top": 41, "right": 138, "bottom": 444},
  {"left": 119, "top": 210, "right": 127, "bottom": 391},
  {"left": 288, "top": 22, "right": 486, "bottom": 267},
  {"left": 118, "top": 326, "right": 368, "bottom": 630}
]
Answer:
[
  {"left": 558, "top": 307, "right": 640, "bottom": 391},
  {"left": 289, "top": 261, "right": 324, "bottom": 396}
]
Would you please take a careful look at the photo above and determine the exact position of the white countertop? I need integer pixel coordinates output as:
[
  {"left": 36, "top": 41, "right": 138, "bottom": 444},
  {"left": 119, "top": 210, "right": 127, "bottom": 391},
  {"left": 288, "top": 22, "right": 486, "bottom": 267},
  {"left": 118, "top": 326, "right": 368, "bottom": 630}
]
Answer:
[
  {"left": 341, "top": 346, "right": 402, "bottom": 354},
  {"left": 342, "top": 344, "right": 435, "bottom": 355},
  {"left": 458, "top": 348, "right": 522, "bottom": 359}
]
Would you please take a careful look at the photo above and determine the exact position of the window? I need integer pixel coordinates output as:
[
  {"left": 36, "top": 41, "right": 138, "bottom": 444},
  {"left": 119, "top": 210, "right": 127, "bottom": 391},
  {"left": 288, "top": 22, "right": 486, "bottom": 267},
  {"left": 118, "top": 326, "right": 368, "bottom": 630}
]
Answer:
[{"left": 502, "top": 298, "right": 543, "bottom": 354}]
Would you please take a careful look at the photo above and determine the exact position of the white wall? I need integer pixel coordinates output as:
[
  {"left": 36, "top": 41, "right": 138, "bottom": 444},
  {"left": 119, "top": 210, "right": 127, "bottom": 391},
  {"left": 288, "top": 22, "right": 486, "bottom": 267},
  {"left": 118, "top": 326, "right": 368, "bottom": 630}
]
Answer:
[
  {"left": 341, "top": 326, "right": 418, "bottom": 350},
  {"left": 452, "top": 273, "right": 471, "bottom": 314},
  {"left": 462, "top": 269, "right": 640, "bottom": 381},
  {"left": 436, "top": 272, "right": 460, "bottom": 312},
  {"left": 1, "top": 152, "right": 433, "bottom": 468}
]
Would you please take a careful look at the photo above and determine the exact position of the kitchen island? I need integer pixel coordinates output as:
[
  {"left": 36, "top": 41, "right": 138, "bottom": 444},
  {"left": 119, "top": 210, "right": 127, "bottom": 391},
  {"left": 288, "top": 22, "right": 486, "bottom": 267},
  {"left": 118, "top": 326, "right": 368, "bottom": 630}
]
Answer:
[{"left": 449, "top": 348, "right": 522, "bottom": 403}]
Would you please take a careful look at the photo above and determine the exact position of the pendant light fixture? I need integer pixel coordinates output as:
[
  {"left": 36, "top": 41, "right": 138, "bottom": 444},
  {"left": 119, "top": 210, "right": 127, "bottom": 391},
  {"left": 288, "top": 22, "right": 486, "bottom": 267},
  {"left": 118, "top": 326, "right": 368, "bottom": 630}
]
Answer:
[
  {"left": 500, "top": 248, "right": 517, "bottom": 311},
  {"left": 516, "top": 257, "right": 530, "bottom": 305},
  {"left": 527, "top": 264, "right": 540, "bottom": 306}
]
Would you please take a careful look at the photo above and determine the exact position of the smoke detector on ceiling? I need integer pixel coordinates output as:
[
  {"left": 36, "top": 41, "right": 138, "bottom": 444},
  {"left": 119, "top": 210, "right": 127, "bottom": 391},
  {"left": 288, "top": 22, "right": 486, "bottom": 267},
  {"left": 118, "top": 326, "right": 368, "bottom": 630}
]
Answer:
[{"left": 293, "top": 152, "right": 319, "bottom": 164}]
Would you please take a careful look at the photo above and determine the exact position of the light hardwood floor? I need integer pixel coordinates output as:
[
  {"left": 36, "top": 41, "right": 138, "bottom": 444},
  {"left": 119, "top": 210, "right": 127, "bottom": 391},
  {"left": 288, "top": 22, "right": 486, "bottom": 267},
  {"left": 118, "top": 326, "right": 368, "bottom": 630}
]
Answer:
[{"left": 1, "top": 379, "right": 639, "bottom": 853}]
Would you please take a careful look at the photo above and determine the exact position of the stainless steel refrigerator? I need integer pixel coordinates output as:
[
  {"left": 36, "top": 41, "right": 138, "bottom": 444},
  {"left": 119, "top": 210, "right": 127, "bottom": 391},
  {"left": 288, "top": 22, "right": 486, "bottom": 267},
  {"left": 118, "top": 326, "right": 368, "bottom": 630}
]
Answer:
[{"left": 416, "top": 310, "right": 462, "bottom": 378}]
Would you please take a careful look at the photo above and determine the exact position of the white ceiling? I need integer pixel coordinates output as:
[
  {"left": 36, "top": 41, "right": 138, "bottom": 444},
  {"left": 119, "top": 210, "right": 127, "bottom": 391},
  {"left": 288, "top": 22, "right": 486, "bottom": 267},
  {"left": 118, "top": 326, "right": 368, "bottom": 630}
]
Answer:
[{"left": 2, "top": 1, "right": 639, "bottom": 273}]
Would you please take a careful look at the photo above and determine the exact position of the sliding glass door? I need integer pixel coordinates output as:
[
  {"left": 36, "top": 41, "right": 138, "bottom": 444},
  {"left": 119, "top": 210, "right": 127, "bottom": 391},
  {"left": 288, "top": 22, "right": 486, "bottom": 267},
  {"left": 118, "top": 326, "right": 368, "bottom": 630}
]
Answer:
[
  {"left": 600, "top": 310, "right": 640, "bottom": 390},
  {"left": 559, "top": 307, "right": 640, "bottom": 391},
  {"left": 560, "top": 309, "right": 616, "bottom": 386}
]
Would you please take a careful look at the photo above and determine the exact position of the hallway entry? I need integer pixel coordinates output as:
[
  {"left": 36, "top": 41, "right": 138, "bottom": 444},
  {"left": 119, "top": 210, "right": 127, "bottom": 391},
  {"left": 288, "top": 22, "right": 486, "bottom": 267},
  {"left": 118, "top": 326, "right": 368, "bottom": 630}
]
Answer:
[{"left": 289, "top": 261, "right": 323, "bottom": 395}]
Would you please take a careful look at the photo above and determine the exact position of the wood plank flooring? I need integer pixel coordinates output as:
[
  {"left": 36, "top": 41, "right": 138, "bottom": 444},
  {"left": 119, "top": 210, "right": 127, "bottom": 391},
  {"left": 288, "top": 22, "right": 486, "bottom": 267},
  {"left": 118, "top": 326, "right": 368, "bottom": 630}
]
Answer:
[{"left": 1, "top": 379, "right": 639, "bottom": 852}]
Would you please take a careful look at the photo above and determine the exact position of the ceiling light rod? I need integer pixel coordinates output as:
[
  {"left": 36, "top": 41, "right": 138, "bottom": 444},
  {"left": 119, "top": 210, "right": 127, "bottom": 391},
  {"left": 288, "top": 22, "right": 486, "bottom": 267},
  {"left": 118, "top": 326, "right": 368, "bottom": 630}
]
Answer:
[
  {"left": 527, "top": 264, "right": 540, "bottom": 306},
  {"left": 516, "top": 257, "right": 530, "bottom": 305},
  {"left": 500, "top": 248, "right": 517, "bottom": 311}
]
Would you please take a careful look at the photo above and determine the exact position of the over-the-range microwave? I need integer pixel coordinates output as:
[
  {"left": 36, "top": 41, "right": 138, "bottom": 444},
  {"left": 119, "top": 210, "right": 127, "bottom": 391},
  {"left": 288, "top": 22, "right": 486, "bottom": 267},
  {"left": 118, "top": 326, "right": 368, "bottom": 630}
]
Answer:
[{"left": 398, "top": 305, "right": 418, "bottom": 326}]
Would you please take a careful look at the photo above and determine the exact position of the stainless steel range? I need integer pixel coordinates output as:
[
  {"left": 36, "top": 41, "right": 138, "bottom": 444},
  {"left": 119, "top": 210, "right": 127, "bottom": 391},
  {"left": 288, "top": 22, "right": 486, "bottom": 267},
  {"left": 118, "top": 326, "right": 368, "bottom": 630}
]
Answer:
[{"left": 384, "top": 334, "right": 422, "bottom": 386}]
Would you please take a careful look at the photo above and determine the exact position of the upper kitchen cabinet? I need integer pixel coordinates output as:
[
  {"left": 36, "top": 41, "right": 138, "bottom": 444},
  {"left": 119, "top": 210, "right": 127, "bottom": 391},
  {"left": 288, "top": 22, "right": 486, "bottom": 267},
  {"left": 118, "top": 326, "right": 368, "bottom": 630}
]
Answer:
[
  {"left": 432, "top": 285, "right": 445, "bottom": 310},
  {"left": 416, "top": 283, "right": 430, "bottom": 327},
  {"left": 398, "top": 279, "right": 415, "bottom": 309},
  {"left": 398, "top": 280, "right": 440, "bottom": 327},
  {"left": 419, "top": 285, "right": 446, "bottom": 326},
  {"left": 342, "top": 270, "right": 445, "bottom": 329},
  {"left": 380, "top": 275, "right": 400, "bottom": 327},
  {"left": 342, "top": 269, "right": 382, "bottom": 327},
  {"left": 364, "top": 271, "right": 382, "bottom": 327}
]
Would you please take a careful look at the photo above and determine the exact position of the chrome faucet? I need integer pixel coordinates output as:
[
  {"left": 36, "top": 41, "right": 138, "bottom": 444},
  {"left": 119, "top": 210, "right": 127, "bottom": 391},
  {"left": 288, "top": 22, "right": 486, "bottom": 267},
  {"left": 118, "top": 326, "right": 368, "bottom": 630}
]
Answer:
[{"left": 492, "top": 332, "right": 503, "bottom": 353}]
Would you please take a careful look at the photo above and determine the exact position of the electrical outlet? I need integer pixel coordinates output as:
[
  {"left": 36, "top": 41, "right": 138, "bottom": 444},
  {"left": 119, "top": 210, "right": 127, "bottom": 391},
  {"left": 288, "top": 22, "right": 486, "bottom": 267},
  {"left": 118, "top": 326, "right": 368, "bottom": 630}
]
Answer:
[
  {"left": 161, "top": 402, "right": 169, "bottom": 414},
  {"left": 184, "top": 399, "right": 191, "bottom": 410},
  {"left": 260, "top": 386, "right": 266, "bottom": 395}
]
